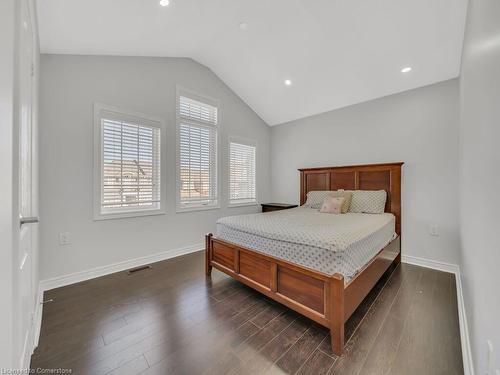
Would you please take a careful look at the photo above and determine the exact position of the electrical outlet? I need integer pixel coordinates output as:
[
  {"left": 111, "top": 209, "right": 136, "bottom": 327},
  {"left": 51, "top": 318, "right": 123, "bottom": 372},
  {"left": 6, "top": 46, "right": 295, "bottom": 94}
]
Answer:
[
  {"left": 59, "top": 232, "right": 71, "bottom": 246},
  {"left": 429, "top": 224, "right": 439, "bottom": 237},
  {"left": 487, "top": 340, "right": 494, "bottom": 375}
]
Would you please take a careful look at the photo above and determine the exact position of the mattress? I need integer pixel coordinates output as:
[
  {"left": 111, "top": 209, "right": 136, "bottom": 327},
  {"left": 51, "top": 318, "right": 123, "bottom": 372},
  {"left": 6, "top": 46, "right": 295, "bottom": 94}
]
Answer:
[{"left": 216, "top": 207, "right": 396, "bottom": 282}]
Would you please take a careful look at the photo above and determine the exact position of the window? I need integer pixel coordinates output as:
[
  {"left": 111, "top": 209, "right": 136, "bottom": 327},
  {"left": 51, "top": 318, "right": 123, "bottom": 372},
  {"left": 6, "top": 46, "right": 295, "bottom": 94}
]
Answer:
[
  {"left": 176, "top": 89, "right": 219, "bottom": 211},
  {"left": 229, "top": 139, "right": 257, "bottom": 206},
  {"left": 93, "top": 103, "right": 164, "bottom": 220}
]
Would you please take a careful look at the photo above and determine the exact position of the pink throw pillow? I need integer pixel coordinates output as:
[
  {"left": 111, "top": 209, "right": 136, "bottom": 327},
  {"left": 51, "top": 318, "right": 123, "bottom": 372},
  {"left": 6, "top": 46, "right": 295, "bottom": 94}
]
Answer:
[{"left": 320, "top": 197, "right": 345, "bottom": 214}]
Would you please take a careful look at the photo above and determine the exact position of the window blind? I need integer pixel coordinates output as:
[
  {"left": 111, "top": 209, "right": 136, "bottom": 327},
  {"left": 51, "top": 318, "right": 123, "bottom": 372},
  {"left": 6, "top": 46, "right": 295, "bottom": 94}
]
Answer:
[
  {"left": 229, "top": 141, "right": 256, "bottom": 205},
  {"left": 179, "top": 95, "right": 218, "bottom": 125},
  {"left": 101, "top": 118, "right": 161, "bottom": 212},
  {"left": 178, "top": 95, "right": 218, "bottom": 208}
]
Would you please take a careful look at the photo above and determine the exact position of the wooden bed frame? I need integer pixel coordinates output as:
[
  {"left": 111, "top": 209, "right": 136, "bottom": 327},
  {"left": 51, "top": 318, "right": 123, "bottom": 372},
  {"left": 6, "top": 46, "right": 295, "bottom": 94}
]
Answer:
[{"left": 205, "top": 162, "right": 403, "bottom": 355}]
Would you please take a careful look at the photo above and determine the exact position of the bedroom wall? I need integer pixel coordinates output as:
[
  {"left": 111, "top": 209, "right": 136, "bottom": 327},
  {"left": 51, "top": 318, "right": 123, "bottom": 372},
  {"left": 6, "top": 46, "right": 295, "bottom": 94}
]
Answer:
[
  {"left": 270, "top": 79, "right": 460, "bottom": 265},
  {"left": 459, "top": 0, "right": 500, "bottom": 372},
  {"left": 39, "top": 54, "right": 271, "bottom": 280}
]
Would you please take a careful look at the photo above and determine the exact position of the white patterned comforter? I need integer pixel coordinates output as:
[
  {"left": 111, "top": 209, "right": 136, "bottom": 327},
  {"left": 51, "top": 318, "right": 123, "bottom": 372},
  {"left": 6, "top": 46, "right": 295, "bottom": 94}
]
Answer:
[
  {"left": 216, "top": 207, "right": 395, "bottom": 280},
  {"left": 217, "top": 207, "right": 393, "bottom": 253}
]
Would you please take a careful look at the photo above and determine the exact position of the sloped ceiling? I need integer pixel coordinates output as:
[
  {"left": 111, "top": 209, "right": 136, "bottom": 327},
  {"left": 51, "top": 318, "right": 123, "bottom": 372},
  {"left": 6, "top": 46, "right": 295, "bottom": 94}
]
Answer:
[{"left": 36, "top": 0, "right": 468, "bottom": 125}]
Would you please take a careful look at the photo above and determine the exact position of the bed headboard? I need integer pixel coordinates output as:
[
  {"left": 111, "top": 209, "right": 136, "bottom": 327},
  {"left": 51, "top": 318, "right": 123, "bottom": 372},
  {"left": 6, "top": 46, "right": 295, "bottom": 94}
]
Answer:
[{"left": 299, "top": 162, "right": 403, "bottom": 235}]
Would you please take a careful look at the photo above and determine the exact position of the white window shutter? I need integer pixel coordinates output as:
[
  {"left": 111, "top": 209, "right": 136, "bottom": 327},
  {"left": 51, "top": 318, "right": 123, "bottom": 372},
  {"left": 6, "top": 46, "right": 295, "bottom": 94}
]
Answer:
[
  {"left": 229, "top": 141, "right": 256, "bottom": 205},
  {"left": 100, "top": 114, "right": 161, "bottom": 215},
  {"left": 179, "top": 95, "right": 218, "bottom": 125},
  {"left": 177, "top": 94, "right": 218, "bottom": 209}
]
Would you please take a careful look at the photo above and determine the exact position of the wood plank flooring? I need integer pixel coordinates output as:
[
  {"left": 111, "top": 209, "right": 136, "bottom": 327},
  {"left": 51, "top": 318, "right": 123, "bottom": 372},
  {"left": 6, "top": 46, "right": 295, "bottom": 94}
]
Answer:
[{"left": 31, "top": 251, "right": 463, "bottom": 375}]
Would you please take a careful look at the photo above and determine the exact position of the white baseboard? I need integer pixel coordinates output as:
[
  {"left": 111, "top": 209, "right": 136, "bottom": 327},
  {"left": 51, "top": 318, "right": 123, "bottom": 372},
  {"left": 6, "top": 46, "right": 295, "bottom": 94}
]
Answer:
[
  {"left": 402, "top": 255, "right": 474, "bottom": 375},
  {"left": 454, "top": 271, "right": 475, "bottom": 375},
  {"left": 401, "top": 254, "right": 460, "bottom": 274},
  {"left": 39, "top": 242, "right": 204, "bottom": 292}
]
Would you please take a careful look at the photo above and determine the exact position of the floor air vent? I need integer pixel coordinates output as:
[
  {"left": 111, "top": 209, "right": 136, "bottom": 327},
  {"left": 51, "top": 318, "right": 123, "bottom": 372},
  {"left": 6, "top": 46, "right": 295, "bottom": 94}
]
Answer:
[{"left": 127, "top": 265, "right": 152, "bottom": 275}]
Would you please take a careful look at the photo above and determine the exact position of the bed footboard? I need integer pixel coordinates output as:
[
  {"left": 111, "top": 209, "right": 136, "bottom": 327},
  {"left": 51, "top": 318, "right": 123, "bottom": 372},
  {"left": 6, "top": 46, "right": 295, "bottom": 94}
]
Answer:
[
  {"left": 205, "top": 233, "right": 400, "bottom": 356},
  {"left": 206, "top": 233, "right": 348, "bottom": 353}
]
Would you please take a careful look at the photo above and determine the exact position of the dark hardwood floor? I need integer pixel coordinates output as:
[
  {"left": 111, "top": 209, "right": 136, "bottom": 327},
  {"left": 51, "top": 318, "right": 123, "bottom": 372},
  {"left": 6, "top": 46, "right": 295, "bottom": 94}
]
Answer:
[{"left": 31, "top": 251, "right": 463, "bottom": 375}]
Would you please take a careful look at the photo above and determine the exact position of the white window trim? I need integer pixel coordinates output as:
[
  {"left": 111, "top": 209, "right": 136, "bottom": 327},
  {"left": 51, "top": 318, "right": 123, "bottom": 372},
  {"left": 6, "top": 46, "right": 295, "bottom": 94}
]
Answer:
[
  {"left": 175, "top": 86, "right": 221, "bottom": 213},
  {"left": 228, "top": 136, "right": 258, "bottom": 208},
  {"left": 93, "top": 102, "right": 166, "bottom": 221}
]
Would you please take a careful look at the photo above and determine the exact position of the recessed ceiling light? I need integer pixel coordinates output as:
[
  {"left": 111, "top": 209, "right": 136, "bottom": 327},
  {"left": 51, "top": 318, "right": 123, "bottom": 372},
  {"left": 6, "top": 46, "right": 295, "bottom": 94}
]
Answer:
[
  {"left": 159, "top": 0, "right": 170, "bottom": 6},
  {"left": 401, "top": 67, "right": 412, "bottom": 73},
  {"left": 239, "top": 22, "right": 248, "bottom": 31},
  {"left": 284, "top": 79, "right": 292, "bottom": 86}
]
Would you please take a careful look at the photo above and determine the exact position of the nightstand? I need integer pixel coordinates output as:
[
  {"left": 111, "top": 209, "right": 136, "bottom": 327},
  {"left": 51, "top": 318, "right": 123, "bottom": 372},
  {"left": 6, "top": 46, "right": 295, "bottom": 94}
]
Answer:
[{"left": 261, "top": 203, "right": 298, "bottom": 213}]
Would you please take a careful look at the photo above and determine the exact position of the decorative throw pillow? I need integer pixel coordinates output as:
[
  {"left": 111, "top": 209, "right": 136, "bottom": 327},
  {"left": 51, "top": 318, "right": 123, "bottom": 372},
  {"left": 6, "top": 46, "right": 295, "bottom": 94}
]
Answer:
[
  {"left": 329, "top": 190, "right": 352, "bottom": 213},
  {"left": 347, "top": 190, "right": 387, "bottom": 214},
  {"left": 304, "top": 190, "right": 353, "bottom": 212},
  {"left": 304, "top": 191, "right": 334, "bottom": 209},
  {"left": 320, "top": 197, "right": 345, "bottom": 214}
]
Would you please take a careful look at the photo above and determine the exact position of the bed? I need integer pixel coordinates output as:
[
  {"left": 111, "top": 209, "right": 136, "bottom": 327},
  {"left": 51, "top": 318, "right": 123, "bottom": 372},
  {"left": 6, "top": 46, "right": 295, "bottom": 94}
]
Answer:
[
  {"left": 216, "top": 208, "right": 396, "bottom": 283},
  {"left": 205, "top": 162, "right": 403, "bottom": 355}
]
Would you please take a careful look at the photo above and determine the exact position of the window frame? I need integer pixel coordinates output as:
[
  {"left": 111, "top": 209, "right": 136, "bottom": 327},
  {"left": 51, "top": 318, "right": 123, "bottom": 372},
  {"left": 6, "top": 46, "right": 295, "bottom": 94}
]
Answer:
[
  {"left": 93, "top": 103, "right": 166, "bottom": 221},
  {"left": 175, "top": 86, "right": 221, "bottom": 213},
  {"left": 228, "top": 136, "right": 258, "bottom": 208}
]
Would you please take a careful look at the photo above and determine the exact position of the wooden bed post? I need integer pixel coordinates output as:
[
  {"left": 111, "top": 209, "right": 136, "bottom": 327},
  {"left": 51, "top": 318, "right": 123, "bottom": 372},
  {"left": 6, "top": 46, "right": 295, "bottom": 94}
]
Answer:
[
  {"left": 205, "top": 233, "right": 213, "bottom": 276},
  {"left": 331, "top": 273, "right": 345, "bottom": 356}
]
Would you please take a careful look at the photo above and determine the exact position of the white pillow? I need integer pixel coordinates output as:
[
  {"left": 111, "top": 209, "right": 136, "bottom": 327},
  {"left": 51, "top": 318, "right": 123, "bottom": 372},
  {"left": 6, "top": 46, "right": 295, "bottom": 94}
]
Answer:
[{"left": 347, "top": 190, "right": 387, "bottom": 214}]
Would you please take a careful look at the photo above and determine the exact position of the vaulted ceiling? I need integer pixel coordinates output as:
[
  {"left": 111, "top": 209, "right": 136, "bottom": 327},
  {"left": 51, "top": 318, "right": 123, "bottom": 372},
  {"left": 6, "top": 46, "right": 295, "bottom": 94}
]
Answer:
[{"left": 37, "top": 0, "right": 468, "bottom": 125}]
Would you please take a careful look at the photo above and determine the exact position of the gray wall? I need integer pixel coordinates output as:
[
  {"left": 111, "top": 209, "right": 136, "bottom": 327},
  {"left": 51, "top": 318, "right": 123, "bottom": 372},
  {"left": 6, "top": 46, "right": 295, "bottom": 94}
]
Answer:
[
  {"left": 459, "top": 0, "right": 500, "bottom": 373},
  {"left": 39, "top": 55, "right": 271, "bottom": 280},
  {"left": 271, "top": 79, "right": 460, "bottom": 265}
]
